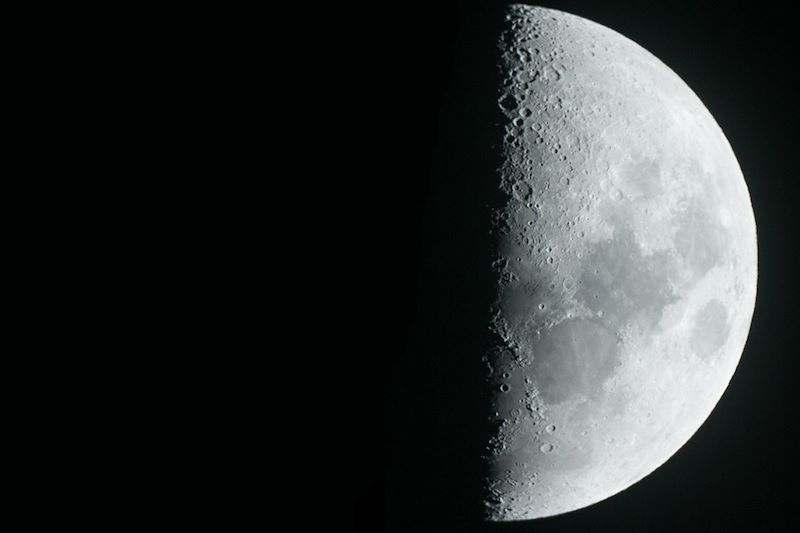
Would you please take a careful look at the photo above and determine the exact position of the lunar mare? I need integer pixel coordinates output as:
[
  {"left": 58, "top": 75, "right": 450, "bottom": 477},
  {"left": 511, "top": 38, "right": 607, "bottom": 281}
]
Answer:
[{"left": 484, "top": 5, "right": 757, "bottom": 520}]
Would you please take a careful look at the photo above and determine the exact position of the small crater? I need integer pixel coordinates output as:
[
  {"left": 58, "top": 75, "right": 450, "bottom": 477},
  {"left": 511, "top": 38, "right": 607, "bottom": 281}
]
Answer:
[{"left": 512, "top": 181, "right": 533, "bottom": 202}]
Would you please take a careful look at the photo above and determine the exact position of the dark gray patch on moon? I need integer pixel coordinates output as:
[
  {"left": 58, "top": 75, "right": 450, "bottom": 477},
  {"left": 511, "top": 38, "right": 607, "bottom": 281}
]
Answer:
[
  {"left": 690, "top": 299, "right": 730, "bottom": 358},
  {"left": 579, "top": 225, "right": 679, "bottom": 331},
  {"left": 531, "top": 318, "right": 618, "bottom": 404},
  {"left": 673, "top": 197, "right": 728, "bottom": 280}
]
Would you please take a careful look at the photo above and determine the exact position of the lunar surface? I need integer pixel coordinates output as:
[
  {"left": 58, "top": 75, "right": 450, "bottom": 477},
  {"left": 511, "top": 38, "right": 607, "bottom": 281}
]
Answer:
[{"left": 483, "top": 5, "right": 757, "bottom": 520}]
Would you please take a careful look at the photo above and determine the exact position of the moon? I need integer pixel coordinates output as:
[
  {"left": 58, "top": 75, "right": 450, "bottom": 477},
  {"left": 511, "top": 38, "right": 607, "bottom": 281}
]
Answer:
[{"left": 484, "top": 5, "right": 757, "bottom": 520}]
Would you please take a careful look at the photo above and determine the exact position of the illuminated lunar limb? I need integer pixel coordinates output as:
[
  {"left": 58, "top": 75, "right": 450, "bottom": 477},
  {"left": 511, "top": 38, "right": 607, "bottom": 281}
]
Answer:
[{"left": 484, "top": 4, "right": 757, "bottom": 521}]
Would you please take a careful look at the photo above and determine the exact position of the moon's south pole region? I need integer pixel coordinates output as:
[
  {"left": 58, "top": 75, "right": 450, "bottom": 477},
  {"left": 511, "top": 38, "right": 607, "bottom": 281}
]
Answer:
[{"left": 482, "top": 5, "right": 757, "bottom": 520}]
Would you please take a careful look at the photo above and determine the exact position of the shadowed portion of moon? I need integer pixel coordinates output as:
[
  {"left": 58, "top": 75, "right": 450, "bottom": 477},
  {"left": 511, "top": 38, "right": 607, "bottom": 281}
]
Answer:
[
  {"left": 384, "top": 5, "right": 511, "bottom": 531},
  {"left": 484, "top": 4, "right": 757, "bottom": 521}
]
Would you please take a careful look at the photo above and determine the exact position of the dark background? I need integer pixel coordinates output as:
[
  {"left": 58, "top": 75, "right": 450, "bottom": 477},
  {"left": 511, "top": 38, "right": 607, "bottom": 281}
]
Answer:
[{"left": 354, "top": 1, "right": 797, "bottom": 531}]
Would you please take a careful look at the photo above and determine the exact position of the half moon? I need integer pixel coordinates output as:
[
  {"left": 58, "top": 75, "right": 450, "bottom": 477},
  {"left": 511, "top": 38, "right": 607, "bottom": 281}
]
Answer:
[{"left": 484, "top": 4, "right": 757, "bottom": 520}]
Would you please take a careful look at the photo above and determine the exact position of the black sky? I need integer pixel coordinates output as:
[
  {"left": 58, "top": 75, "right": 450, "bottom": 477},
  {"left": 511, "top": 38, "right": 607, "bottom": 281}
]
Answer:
[{"left": 354, "top": 1, "right": 798, "bottom": 531}]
